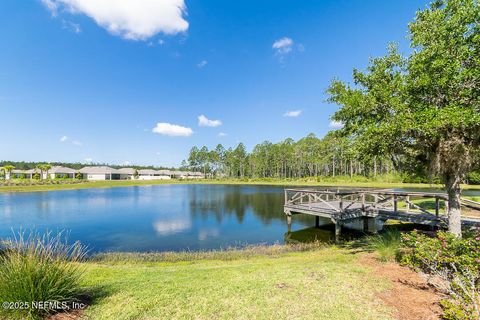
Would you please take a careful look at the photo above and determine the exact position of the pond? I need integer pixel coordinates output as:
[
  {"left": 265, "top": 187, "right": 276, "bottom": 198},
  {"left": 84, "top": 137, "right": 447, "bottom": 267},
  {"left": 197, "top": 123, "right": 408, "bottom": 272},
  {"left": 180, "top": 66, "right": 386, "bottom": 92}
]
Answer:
[{"left": 0, "top": 184, "right": 479, "bottom": 252}]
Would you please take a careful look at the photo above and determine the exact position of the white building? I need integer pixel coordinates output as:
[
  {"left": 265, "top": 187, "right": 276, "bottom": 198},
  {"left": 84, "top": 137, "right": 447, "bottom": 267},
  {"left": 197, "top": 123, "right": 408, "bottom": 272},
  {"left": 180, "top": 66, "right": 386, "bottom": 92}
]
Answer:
[
  {"left": 49, "top": 166, "right": 77, "bottom": 179},
  {"left": 157, "top": 170, "right": 174, "bottom": 179},
  {"left": 79, "top": 166, "right": 120, "bottom": 180},
  {"left": 117, "top": 168, "right": 136, "bottom": 180},
  {"left": 188, "top": 172, "right": 205, "bottom": 179},
  {"left": 173, "top": 171, "right": 188, "bottom": 179},
  {"left": 137, "top": 169, "right": 172, "bottom": 180}
]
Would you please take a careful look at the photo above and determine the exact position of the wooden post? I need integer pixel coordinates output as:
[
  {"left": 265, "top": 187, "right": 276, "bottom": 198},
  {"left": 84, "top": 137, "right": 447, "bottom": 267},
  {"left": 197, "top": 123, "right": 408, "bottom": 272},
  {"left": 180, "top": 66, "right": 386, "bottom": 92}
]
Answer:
[
  {"left": 435, "top": 197, "right": 440, "bottom": 218},
  {"left": 315, "top": 216, "right": 320, "bottom": 228},
  {"left": 406, "top": 196, "right": 410, "bottom": 213},
  {"left": 339, "top": 196, "right": 343, "bottom": 211},
  {"left": 335, "top": 222, "right": 342, "bottom": 242},
  {"left": 363, "top": 217, "right": 369, "bottom": 232},
  {"left": 393, "top": 194, "right": 398, "bottom": 213},
  {"left": 286, "top": 214, "right": 292, "bottom": 233},
  {"left": 361, "top": 193, "right": 365, "bottom": 211},
  {"left": 284, "top": 189, "right": 288, "bottom": 205},
  {"left": 445, "top": 200, "right": 449, "bottom": 215}
]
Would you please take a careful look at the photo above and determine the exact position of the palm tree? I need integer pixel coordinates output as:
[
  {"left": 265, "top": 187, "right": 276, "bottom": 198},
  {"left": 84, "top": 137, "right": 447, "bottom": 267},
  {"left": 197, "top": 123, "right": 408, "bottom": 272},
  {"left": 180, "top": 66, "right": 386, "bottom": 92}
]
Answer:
[
  {"left": 1, "top": 165, "right": 15, "bottom": 180},
  {"left": 36, "top": 164, "right": 51, "bottom": 180},
  {"left": 44, "top": 164, "right": 52, "bottom": 179}
]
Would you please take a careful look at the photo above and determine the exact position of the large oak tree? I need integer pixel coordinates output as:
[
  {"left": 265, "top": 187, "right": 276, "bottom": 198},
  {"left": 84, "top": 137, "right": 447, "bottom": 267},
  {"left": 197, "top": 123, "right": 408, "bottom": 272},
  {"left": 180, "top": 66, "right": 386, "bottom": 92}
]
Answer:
[{"left": 328, "top": 0, "right": 480, "bottom": 236}]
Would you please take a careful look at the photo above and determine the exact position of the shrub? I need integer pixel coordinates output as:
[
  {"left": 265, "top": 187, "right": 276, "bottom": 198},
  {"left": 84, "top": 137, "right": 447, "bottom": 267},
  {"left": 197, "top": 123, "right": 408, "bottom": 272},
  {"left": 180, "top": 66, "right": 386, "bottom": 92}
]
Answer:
[
  {"left": 400, "top": 231, "right": 480, "bottom": 320},
  {"left": 0, "top": 231, "right": 88, "bottom": 320}
]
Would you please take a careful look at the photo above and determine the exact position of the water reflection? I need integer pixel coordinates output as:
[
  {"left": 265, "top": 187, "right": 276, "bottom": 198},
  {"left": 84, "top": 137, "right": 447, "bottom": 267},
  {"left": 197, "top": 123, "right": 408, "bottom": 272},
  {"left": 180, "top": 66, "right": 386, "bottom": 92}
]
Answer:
[{"left": 2, "top": 184, "right": 476, "bottom": 252}]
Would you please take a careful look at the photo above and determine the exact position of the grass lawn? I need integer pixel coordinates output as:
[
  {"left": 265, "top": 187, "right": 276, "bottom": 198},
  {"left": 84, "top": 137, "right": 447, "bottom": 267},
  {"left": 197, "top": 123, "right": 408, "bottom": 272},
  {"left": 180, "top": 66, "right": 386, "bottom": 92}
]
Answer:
[
  {"left": 1, "top": 178, "right": 480, "bottom": 193},
  {"left": 81, "top": 247, "right": 394, "bottom": 320}
]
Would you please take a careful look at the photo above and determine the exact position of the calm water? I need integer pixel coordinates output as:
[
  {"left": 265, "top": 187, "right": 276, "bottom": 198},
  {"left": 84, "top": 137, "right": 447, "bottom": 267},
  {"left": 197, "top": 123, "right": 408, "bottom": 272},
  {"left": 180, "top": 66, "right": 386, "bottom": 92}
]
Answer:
[
  {"left": 0, "top": 185, "right": 315, "bottom": 252},
  {"left": 1, "top": 184, "right": 479, "bottom": 252}
]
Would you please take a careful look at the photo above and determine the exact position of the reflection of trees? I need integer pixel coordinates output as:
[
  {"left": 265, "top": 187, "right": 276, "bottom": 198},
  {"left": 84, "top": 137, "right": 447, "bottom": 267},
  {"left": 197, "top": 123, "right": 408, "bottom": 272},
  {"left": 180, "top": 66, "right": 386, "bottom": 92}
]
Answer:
[{"left": 187, "top": 185, "right": 312, "bottom": 225}]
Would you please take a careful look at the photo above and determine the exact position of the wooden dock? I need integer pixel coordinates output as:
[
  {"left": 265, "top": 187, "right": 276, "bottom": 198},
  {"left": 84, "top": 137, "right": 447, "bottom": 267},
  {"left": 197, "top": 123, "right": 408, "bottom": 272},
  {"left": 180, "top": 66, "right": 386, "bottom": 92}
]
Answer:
[{"left": 284, "top": 188, "right": 480, "bottom": 239}]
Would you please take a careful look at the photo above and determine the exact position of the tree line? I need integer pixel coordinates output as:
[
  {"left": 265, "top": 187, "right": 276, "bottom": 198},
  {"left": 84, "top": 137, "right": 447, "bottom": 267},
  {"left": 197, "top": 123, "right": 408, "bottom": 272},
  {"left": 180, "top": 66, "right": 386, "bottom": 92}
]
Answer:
[{"left": 186, "top": 132, "right": 402, "bottom": 180}]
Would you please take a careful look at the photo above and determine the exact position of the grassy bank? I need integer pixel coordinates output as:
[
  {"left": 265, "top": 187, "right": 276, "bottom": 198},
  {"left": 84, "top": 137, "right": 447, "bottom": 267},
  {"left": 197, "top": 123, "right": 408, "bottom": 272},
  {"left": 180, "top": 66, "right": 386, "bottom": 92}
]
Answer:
[
  {"left": 81, "top": 245, "right": 394, "bottom": 320},
  {"left": 1, "top": 178, "right": 480, "bottom": 193}
]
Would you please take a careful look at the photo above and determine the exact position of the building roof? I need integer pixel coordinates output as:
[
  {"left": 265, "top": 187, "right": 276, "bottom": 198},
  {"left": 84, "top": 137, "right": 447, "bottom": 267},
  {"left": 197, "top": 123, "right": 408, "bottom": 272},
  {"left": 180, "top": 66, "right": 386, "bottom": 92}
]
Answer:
[
  {"left": 49, "top": 166, "right": 76, "bottom": 174},
  {"left": 173, "top": 171, "right": 188, "bottom": 176},
  {"left": 78, "top": 166, "right": 119, "bottom": 174},
  {"left": 117, "top": 168, "right": 136, "bottom": 175},
  {"left": 24, "top": 169, "right": 39, "bottom": 174},
  {"left": 138, "top": 169, "right": 156, "bottom": 175},
  {"left": 156, "top": 170, "right": 174, "bottom": 175}
]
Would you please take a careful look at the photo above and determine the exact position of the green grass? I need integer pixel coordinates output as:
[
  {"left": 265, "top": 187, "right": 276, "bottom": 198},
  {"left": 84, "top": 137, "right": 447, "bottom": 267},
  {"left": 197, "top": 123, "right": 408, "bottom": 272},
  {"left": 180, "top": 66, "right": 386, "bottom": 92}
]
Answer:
[
  {"left": 82, "top": 245, "right": 394, "bottom": 320},
  {"left": 1, "top": 177, "right": 480, "bottom": 193}
]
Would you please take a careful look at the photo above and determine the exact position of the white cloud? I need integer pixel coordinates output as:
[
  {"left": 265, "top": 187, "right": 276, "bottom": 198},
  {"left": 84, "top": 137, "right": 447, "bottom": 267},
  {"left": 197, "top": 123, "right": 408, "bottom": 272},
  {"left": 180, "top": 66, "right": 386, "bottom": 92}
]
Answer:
[
  {"left": 329, "top": 120, "right": 344, "bottom": 129},
  {"left": 272, "top": 37, "right": 294, "bottom": 54},
  {"left": 284, "top": 110, "right": 302, "bottom": 117},
  {"left": 72, "top": 140, "right": 83, "bottom": 146},
  {"left": 197, "top": 60, "right": 208, "bottom": 68},
  {"left": 198, "top": 115, "right": 222, "bottom": 127},
  {"left": 218, "top": 132, "right": 227, "bottom": 137},
  {"left": 60, "top": 135, "right": 68, "bottom": 142},
  {"left": 152, "top": 122, "right": 193, "bottom": 137},
  {"left": 62, "top": 19, "right": 81, "bottom": 33},
  {"left": 42, "top": 0, "right": 189, "bottom": 40}
]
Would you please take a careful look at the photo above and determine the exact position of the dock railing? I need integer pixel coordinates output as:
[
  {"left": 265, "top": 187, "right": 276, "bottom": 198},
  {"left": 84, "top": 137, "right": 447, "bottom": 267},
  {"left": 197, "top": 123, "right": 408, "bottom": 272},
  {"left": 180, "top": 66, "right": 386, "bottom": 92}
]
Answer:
[{"left": 284, "top": 188, "right": 452, "bottom": 218}]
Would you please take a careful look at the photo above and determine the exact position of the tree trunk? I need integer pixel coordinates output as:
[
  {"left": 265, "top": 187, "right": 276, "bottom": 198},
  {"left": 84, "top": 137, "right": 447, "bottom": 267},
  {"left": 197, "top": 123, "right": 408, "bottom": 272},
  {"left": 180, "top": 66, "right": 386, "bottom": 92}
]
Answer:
[{"left": 445, "top": 173, "right": 462, "bottom": 237}]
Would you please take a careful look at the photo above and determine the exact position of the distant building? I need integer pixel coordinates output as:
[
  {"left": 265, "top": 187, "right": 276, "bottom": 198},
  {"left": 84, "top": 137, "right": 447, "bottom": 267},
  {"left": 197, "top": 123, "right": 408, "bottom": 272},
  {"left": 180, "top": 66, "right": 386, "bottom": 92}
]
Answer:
[
  {"left": 137, "top": 169, "right": 172, "bottom": 180},
  {"left": 79, "top": 166, "right": 120, "bottom": 180},
  {"left": 117, "top": 168, "right": 136, "bottom": 180},
  {"left": 188, "top": 172, "right": 205, "bottom": 179},
  {"left": 4, "top": 164, "right": 202, "bottom": 181},
  {"left": 173, "top": 171, "right": 188, "bottom": 179},
  {"left": 49, "top": 166, "right": 76, "bottom": 179}
]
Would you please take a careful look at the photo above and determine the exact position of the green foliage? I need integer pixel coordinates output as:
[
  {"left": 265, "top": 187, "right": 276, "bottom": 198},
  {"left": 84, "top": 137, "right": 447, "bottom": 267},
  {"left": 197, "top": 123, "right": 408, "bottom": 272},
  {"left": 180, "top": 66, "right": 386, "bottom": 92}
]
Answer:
[
  {"left": 365, "top": 230, "right": 402, "bottom": 262},
  {"left": 32, "top": 173, "right": 40, "bottom": 180},
  {"left": 400, "top": 231, "right": 480, "bottom": 272},
  {"left": 187, "top": 135, "right": 396, "bottom": 180},
  {"left": 0, "top": 231, "right": 87, "bottom": 320},
  {"left": 400, "top": 231, "right": 480, "bottom": 319},
  {"left": 467, "top": 172, "right": 480, "bottom": 185},
  {"left": 75, "top": 172, "right": 83, "bottom": 180},
  {"left": 327, "top": 0, "right": 480, "bottom": 235}
]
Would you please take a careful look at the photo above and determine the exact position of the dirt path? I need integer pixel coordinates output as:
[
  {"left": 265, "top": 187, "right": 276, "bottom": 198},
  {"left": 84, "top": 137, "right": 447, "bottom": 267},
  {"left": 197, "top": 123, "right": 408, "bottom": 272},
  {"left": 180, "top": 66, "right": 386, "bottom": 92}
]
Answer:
[{"left": 360, "top": 253, "right": 444, "bottom": 320}]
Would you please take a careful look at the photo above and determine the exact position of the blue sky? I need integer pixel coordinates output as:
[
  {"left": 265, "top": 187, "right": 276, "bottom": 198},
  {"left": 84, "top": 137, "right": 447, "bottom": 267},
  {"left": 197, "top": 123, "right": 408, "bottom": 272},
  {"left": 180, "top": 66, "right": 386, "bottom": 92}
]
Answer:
[{"left": 0, "top": 0, "right": 428, "bottom": 167}]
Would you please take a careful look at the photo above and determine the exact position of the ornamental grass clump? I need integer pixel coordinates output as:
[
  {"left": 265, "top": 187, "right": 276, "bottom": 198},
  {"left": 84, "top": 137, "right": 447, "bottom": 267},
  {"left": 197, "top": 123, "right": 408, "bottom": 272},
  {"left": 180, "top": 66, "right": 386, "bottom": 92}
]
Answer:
[
  {"left": 365, "top": 229, "right": 402, "bottom": 262},
  {"left": 0, "top": 231, "right": 87, "bottom": 320}
]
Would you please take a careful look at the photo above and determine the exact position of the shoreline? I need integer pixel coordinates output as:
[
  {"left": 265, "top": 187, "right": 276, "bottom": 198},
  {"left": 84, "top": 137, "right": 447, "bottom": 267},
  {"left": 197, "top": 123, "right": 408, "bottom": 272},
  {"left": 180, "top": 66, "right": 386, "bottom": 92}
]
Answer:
[{"left": 1, "top": 178, "right": 480, "bottom": 193}]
